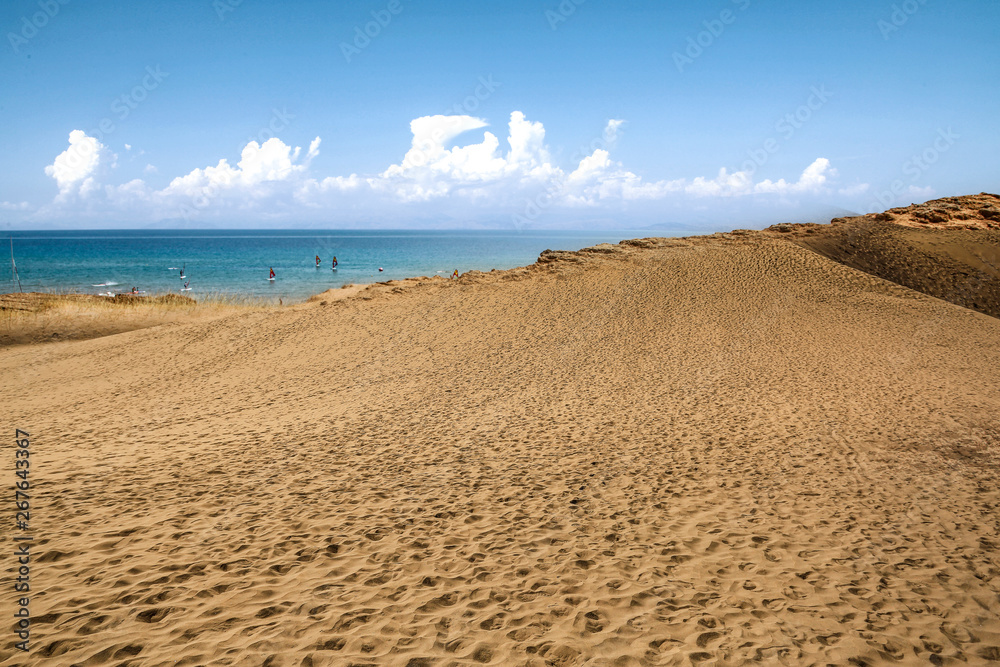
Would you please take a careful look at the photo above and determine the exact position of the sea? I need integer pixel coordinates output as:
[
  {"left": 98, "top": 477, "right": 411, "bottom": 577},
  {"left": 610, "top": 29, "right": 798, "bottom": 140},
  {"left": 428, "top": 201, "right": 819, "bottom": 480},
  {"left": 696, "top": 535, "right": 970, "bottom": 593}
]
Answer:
[{"left": 4, "top": 229, "right": 656, "bottom": 303}]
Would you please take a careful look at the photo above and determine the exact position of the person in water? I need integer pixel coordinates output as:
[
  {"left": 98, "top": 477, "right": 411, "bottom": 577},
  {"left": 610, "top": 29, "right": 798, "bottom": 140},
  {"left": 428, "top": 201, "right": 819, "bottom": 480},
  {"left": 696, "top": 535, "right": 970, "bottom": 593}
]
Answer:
[
  {"left": 269, "top": 267, "right": 276, "bottom": 280},
  {"left": 316, "top": 255, "right": 320, "bottom": 267},
  {"left": 183, "top": 281, "right": 189, "bottom": 289},
  {"left": 332, "top": 256, "right": 338, "bottom": 269},
  {"left": 452, "top": 269, "right": 459, "bottom": 279}
]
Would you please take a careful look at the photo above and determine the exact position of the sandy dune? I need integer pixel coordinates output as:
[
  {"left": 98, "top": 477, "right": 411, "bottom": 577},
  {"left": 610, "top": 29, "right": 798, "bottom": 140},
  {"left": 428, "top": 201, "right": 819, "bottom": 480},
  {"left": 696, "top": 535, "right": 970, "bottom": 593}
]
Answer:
[
  {"left": 761, "top": 193, "right": 1000, "bottom": 320},
  {"left": 2, "top": 233, "right": 999, "bottom": 666}
]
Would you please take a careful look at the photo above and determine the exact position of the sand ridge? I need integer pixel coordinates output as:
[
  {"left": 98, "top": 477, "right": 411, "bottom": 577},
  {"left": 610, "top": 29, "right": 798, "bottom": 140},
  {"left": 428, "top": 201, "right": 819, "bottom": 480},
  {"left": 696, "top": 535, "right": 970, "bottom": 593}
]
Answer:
[{"left": 2, "top": 233, "right": 1000, "bottom": 665}]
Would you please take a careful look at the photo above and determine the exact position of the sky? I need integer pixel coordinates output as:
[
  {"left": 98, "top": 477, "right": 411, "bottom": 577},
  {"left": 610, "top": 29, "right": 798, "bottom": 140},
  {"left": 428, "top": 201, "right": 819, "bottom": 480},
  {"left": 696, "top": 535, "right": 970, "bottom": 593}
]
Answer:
[{"left": 1, "top": 0, "right": 997, "bottom": 230}]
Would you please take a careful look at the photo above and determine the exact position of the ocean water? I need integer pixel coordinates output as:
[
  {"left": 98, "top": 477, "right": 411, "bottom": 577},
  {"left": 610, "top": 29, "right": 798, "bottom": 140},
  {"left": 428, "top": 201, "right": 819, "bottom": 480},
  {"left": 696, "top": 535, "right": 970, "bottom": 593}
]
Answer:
[{"left": 4, "top": 229, "right": 652, "bottom": 303}]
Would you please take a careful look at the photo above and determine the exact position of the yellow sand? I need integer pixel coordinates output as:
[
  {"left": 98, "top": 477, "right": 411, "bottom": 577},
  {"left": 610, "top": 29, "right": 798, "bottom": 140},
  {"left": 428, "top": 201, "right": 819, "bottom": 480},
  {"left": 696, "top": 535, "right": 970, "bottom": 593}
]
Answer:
[{"left": 2, "top": 234, "right": 999, "bottom": 666}]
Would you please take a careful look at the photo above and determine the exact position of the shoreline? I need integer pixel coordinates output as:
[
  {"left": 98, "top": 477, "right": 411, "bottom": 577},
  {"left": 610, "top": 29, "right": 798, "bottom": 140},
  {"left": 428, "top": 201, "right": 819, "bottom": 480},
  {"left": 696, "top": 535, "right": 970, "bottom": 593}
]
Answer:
[
  {"left": 5, "top": 192, "right": 998, "bottom": 309},
  {"left": 3, "top": 228, "right": 648, "bottom": 306}
]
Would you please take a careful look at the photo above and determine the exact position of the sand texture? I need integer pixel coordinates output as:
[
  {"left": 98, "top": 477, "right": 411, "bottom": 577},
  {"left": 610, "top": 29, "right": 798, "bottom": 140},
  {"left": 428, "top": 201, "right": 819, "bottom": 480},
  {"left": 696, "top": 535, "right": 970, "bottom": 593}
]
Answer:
[
  {"left": 2, "top": 233, "right": 1000, "bottom": 666},
  {"left": 760, "top": 194, "right": 1000, "bottom": 320}
]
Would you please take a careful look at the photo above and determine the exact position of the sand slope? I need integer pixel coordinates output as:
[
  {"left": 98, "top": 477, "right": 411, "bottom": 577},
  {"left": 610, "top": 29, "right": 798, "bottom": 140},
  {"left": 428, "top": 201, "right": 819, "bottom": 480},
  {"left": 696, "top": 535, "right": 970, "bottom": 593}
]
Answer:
[
  {"left": 761, "top": 193, "right": 1000, "bottom": 320},
  {"left": 2, "top": 235, "right": 1000, "bottom": 666}
]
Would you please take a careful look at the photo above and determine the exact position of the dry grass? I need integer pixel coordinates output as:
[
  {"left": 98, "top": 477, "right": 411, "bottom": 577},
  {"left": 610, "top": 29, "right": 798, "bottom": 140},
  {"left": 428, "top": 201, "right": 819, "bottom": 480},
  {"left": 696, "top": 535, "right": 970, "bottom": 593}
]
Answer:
[{"left": 0, "top": 291, "right": 276, "bottom": 346}]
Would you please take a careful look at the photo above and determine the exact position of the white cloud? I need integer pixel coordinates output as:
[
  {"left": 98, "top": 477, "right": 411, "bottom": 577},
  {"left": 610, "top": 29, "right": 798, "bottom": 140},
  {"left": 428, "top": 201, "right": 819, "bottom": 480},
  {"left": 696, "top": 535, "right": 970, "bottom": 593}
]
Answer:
[
  {"left": 506, "top": 111, "right": 549, "bottom": 171},
  {"left": 311, "top": 112, "right": 564, "bottom": 205},
  {"left": 144, "top": 164, "right": 158, "bottom": 174},
  {"left": 44, "top": 130, "right": 116, "bottom": 199},
  {"left": 379, "top": 112, "right": 554, "bottom": 189},
  {"left": 568, "top": 149, "right": 613, "bottom": 184},
  {"left": 753, "top": 158, "right": 836, "bottom": 195},
  {"left": 838, "top": 182, "right": 871, "bottom": 197},
  {"left": 559, "top": 148, "right": 681, "bottom": 205},
  {"left": 1, "top": 201, "right": 31, "bottom": 211},
  {"left": 687, "top": 168, "right": 754, "bottom": 197},
  {"left": 158, "top": 136, "right": 320, "bottom": 205},
  {"left": 33, "top": 113, "right": 853, "bottom": 225},
  {"left": 125, "top": 143, "right": 132, "bottom": 151},
  {"left": 389, "top": 114, "right": 489, "bottom": 175}
]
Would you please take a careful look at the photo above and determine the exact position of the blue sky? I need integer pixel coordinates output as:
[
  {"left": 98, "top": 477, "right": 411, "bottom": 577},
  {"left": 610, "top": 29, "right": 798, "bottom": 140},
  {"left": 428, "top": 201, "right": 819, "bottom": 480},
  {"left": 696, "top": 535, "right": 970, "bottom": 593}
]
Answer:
[{"left": 1, "top": 0, "right": 997, "bottom": 229}]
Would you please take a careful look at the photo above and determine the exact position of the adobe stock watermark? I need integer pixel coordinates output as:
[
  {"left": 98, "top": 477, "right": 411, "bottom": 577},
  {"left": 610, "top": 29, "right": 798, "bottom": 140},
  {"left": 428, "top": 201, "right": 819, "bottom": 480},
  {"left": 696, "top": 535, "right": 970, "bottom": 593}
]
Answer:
[
  {"left": 867, "top": 127, "right": 959, "bottom": 212},
  {"left": 7, "top": 0, "right": 71, "bottom": 54},
  {"left": 341, "top": 0, "right": 404, "bottom": 63},
  {"left": 442, "top": 75, "right": 501, "bottom": 116},
  {"left": 546, "top": 0, "right": 586, "bottom": 31},
  {"left": 71, "top": 65, "right": 169, "bottom": 159},
  {"left": 738, "top": 85, "right": 832, "bottom": 178},
  {"left": 213, "top": 0, "right": 243, "bottom": 21},
  {"left": 877, "top": 0, "right": 929, "bottom": 40},
  {"left": 673, "top": 0, "right": 752, "bottom": 74}
]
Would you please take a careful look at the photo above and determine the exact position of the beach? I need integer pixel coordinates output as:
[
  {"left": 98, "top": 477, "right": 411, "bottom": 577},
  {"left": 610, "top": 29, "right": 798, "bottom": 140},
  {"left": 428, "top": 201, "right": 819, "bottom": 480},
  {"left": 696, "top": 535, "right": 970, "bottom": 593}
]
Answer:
[{"left": 2, "top": 211, "right": 1000, "bottom": 665}]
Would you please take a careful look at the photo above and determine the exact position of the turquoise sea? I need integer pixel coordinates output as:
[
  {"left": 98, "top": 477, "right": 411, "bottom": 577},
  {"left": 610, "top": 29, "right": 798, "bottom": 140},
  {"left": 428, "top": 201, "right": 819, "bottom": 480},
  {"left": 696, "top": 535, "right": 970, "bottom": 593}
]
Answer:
[{"left": 4, "top": 229, "right": 655, "bottom": 303}]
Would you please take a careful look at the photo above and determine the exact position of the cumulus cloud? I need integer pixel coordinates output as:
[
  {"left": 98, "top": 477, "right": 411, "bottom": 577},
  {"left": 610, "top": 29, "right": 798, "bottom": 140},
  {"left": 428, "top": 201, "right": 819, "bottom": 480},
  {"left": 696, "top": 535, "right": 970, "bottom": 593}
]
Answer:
[
  {"left": 33, "top": 113, "right": 853, "bottom": 225},
  {"left": 506, "top": 111, "right": 550, "bottom": 172},
  {"left": 389, "top": 115, "right": 489, "bottom": 174},
  {"left": 44, "top": 130, "right": 116, "bottom": 199},
  {"left": 161, "top": 136, "right": 320, "bottom": 202},
  {"left": 305, "top": 111, "right": 566, "bottom": 206},
  {"left": 379, "top": 112, "right": 554, "bottom": 189},
  {"left": 753, "top": 158, "right": 836, "bottom": 195},
  {"left": 374, "top": 114, "right": 507, "bottom": 201}
]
